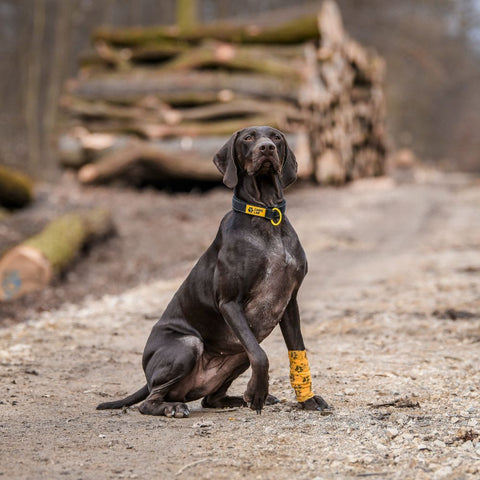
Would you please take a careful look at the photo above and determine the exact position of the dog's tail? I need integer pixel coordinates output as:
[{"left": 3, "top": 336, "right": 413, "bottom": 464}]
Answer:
[{"left": 96, "top": 384, "right": 149, "bottom": 410}]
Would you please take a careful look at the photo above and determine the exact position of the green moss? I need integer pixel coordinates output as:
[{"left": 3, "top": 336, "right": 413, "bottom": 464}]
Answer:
[
  {"left": 22, "top": 209, "right": 112, "bottom": 273},
  {"left": 0, "top": 165, "right": 34, "bottom": 209},
  {"left": 0, "top": 207, "right": 9, "bottom": 221},
  {"left": 176, "top": 0, "right": 197, "bottom": 32},
  {"left": 93, "top": 15, "right": 320, "bottom": 48}
]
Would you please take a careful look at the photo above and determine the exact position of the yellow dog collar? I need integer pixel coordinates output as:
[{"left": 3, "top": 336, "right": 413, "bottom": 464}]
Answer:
[{"left": 232, "top": 196, "right": 286, "bottom": 226}]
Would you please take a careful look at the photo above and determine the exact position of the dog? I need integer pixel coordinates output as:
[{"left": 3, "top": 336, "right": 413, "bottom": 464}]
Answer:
[{"left": 97, "top": 126, "right": 329, "bottom": 417}]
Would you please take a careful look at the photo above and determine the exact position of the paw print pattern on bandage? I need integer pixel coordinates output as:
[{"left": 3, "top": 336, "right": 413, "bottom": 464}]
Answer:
[{"left": 288, "top": 350, "right": 314, "bottom": 402}]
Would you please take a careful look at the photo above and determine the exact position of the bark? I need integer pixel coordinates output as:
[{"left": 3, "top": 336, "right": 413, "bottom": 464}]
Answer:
[
  {"left": 172, "top": 98, "right": 306, "bottom": 124},
  {"left": 81, "top": 115, "right": 283, "bottom": 139},
  {"left": 158, "top": 41, "right": 303, "bottom": 79},
  {"left": 0, "top": 209, "right": 114, "bottom": 301},
  {"left": 92, "top": 14, "right": 320, "bottom": 47},
  {"left": 77, "top": 140, "right": 221, "bottom": 184},
  {"left": 69, "top": 70, "right": 300, "bottom": 103}
]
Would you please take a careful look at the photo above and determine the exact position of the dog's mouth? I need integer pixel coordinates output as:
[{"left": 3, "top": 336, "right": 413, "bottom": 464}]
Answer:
[
  {"left": 251, "top": 156, "right": 280, "bottom": 175},
  {"left": 261, "top": 160, "right": 272, "bottom": 169}
]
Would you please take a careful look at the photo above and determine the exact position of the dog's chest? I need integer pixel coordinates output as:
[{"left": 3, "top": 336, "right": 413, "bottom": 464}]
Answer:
[{"left": 244, "top": 237, "right": 304, "bottom": 340}]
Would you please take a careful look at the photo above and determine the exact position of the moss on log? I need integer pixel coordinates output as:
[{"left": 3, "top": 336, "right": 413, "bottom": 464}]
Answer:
[
  {"left": 176, "top": 0, "right": 197, "bottom": 32},
  {"left": 0, "top": 209, "right": 114, "bottom": 301},
  {"left": 0, "top": 207, "right": 9, "bottom": 222},
  {"left": 0, "top": 165, "right": 34, "bottom": 209},
  {"left": 93, "top": 15, "right": 320, "bottom": 47},
  {"left": 23, "top": 209, "right": 112, "bottom": 272}
]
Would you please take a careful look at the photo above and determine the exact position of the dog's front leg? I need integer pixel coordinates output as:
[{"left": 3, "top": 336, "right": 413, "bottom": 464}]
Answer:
[
  {"left": 280, "top": 295, "right": 329, "bottom": 411},
  {"left": 218, "top": 301, "right": 269, "bottom": 413}
]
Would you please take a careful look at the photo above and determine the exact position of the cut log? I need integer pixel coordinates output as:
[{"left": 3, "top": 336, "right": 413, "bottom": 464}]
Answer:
[
  {"left": 0, "top": 208, "right": 114, "bottom": 301},
  {"left": 82, "top": 114, "right": 283, "bottom": 139},
  {"left": 314, "top": 148, "right": 346, "bottom": 185},
  {"left": 158, "top": 41, "right": 304, "bottom": 79},
  {"left": 78, "top": 140, "right": 220, "bottom": 184},
  {"left": 69, "top": 70, "right": 301, "bottom": 104},
  {"left": 0, "top": 165, "right": 34, "bottom": 209},
  {"left": 92, "top": 14, "right": 321, "bottom": 47},
  {"left": 172, "top": 98, "right": 307, "bottom": 124}
]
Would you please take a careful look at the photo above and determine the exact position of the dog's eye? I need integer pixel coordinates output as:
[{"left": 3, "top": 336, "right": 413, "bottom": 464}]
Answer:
[
  {"left": 244, "top": 135, "right": 254, "bottom": 141},
  {"left": 273, "top": 134, "right": 281, "bottom": 141}
]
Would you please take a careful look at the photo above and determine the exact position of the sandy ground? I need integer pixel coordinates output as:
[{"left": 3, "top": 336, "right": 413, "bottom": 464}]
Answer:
[{"left": 1, "top": 171, "right": 480, "bottom": 479}]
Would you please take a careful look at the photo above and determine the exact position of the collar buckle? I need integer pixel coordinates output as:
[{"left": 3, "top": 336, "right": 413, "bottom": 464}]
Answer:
[{"left": 232, "top": 196, "right": 286, "bottom": 226}]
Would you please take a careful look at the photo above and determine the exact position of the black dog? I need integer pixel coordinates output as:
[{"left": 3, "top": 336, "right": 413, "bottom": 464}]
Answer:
[{"left": 97, "top": 126, "right": 328, "bottom": 417}]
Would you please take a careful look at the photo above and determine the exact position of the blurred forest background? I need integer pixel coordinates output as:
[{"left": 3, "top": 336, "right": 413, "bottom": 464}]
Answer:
[{"left": 1, "top": 0, "right": 480, "bottom": 179}]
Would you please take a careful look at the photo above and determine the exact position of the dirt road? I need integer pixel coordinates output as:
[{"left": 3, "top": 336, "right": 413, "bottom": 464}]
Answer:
[{"left": 1, "top": 172, "right": 480, "bottom": 479}]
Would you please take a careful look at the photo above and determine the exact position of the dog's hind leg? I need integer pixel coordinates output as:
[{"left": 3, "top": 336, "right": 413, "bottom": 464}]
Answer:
[
  {"left": 201, "top": 357, "right": 280, "bottom": 409},
  {"left": 201, "top": 358, "right": 250, "bottom": 408},
  {"left": 139, "top": 332, "right": 203, "bottom": 417}
]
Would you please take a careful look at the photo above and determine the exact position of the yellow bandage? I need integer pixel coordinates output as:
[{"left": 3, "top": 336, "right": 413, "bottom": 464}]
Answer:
[{"left": 288, "top": 350, "right": 315, "bottom": 403}]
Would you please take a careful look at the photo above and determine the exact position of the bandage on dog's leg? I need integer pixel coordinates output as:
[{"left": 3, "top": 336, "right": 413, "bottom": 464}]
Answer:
[{"left": 288, "top": 350, "right": 315, "bottom": 402}]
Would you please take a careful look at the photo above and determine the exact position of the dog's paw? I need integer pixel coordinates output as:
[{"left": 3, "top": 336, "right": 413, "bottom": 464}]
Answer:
[
  {"left": 299, "top": 395, "right": 330, "bottom": 412},
  {"left": 244, "top": 376, "right": 269, "bottom": 413},
  {"left": 265, "top": 394, "right": 280, "bottom": 405},
  {"left": 139, "top": 400, "right": 190, "bottom": 418},
  {"left": 201, "top": 395, "right": 247, "bottom": 409},
  {"left": 244, "top": 393, "right": 266, "bottom": 414}
]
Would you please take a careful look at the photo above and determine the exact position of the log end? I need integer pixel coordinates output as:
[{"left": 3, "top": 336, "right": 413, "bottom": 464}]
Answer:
[
  {"left": 78, "top": 164, "right": 98, "bottom": 184},
  {"left": 314, "top": 149, "right": 346, "bottom": 185},
  {"left": 0, "top": 246, "right": 53, "bottom": 302}
]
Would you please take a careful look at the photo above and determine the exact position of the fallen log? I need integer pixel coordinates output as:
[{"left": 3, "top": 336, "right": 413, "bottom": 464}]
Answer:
[
  {"left": 0, "top": 165, "right": 34, "bottom": 209},
  {"left": 0, "top": 209, "right": 114, "bottom": 301}
]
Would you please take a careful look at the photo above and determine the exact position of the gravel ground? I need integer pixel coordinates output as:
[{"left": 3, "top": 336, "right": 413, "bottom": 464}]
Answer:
[{"left": 1, "top": 171, "right": 480, "bottom": 479}]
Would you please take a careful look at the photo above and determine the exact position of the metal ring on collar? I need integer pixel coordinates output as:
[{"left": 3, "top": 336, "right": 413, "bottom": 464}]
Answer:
[{"left": 270, "top": 207, "right": 282, "bottom": 226}]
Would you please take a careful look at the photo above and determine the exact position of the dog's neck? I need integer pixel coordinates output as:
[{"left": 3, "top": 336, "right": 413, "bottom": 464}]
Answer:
[{"left": 234, "top": 173, "right": 284, "bottom": 207}]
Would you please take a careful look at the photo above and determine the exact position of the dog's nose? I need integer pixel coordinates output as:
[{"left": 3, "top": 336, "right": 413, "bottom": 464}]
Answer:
[{"left": 258, "top": 141, "right": 276, "bottom": 153}]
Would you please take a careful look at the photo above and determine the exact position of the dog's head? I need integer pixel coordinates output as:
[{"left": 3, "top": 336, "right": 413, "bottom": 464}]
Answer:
[{"left": 213, "top": 126, "right": 297, "bottom": 189}]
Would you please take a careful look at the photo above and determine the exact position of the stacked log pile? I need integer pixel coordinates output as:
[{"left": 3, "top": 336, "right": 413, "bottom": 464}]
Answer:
[{"left": 58, "top": 0, "right": 387, "bottom": 187}]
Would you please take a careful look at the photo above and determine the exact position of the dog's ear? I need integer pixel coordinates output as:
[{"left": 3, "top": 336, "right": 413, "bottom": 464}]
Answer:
[
  {"left": 281, "top": 135, "right": 298, "bottom": 188},
  {"left": 213, "top": 131, "right": 239, "bottom": 188}
]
